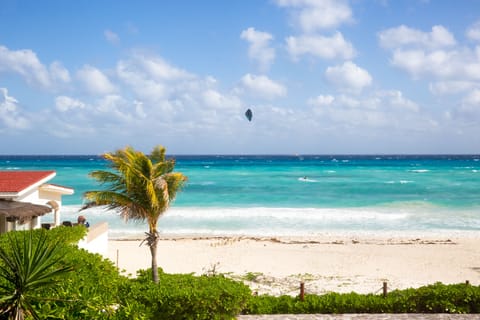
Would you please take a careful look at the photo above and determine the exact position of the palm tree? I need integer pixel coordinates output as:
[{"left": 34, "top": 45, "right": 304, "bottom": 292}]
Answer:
[
  {"left": 0, "top": 230, "right": 73, "bottom": 320},
  {"left": 83, "top": 145, "right": 187, "bottom": 283}
]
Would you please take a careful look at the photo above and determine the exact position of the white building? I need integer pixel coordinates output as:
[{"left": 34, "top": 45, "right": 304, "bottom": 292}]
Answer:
[{"left": 0, "top": 170, "right": 73, "bottom": 233}]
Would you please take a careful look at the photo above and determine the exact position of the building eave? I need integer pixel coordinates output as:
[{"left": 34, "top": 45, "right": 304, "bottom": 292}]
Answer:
[{"left": 40, "top": 184, "right": 74, "bottom": 195}]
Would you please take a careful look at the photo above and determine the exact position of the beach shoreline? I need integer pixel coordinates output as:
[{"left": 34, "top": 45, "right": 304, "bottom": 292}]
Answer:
[{"left": 105, "top": 233, "right": 480, "bottom": 296}]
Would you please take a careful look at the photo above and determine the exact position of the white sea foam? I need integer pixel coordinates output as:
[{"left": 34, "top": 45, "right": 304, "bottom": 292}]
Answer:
[
  {"left": 385, "top": 180, "right": 413, "bottom": 184},
  {"left": 409, "top": 169, "right": 430, "bottom": 173},
  {"left": 60, "top": 203, "right": 480, "bottom": 238}
]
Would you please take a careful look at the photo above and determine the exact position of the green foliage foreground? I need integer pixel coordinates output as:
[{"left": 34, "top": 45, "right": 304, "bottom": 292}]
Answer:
[
  {"left": 1, "top": 229, "right": 479, "bottom": 319},
  {"left": 245, "top": 283, "right": 480, "bottom": 315}
]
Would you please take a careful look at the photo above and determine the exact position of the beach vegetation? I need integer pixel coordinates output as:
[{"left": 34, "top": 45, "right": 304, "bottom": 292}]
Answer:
[
  {"left": 82, "top": 145, "right": 187, "bottom": 283},
  {"left": 116, "top": 268, "right": 252, "bottom": 319},
  {"left": 0, "top": 230, "right": 73, "bottom": 320},
  {"left": 2, "top": 229, "right": 480, "bottom": 318},
  {"left": 243, "top": 282, "right": 480, "bottom": 314},
  {"left": 0, "top": 228, "right": 128, "bottom": 319},
  {"left": 243, "top": 272, "right": 263, "bottom": 282}
]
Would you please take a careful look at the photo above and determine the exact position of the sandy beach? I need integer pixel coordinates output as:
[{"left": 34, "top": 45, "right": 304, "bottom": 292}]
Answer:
[{"left": 105, "top": 234, "right": 480, "bottom": 296}]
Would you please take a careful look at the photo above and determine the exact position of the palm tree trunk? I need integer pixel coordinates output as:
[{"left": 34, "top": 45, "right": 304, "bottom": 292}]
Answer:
[{"left": 150, "top": 239, "right": 159, "bottom": 283}]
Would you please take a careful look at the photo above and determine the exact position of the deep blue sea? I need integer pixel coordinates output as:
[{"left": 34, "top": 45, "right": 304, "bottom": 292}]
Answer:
[{"left": 1, "top": 155, "right": 479, "bottom": 238}]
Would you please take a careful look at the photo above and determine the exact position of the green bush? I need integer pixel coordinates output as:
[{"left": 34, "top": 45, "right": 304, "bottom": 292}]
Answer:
[
  {"left": 2, "top": 229, "right": 480, "bottom": 318},
  {"left": 243, "top": 282, "right": 480, "bottom": 315},
  {"left": 0, "top": 228, "right": 127, "bottom": 319},
  {"left": 117, "top": 268, "right": 252, "bottom": 319}
]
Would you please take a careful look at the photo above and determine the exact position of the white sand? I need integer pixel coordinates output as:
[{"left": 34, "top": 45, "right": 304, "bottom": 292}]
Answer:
[{"left": 105, "top": 235, "right": 480, "bottom": 296}]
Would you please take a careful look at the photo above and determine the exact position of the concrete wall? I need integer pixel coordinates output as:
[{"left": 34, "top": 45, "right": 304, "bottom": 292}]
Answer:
[{"left": 77, "top": 222, "right": 109, "bottom": 255}]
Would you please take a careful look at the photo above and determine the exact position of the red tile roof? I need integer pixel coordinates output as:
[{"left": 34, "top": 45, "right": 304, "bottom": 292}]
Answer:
[{"left": 0, "top": 171, "right": 56, "bottom": 193}]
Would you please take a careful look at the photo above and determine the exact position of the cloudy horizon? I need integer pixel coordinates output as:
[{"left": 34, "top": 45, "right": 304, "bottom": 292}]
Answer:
[{"left": 1, "top": 1, "right": 479, "bottom": 155}]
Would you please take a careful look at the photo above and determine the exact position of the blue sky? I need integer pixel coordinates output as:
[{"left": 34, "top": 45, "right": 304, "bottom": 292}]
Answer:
[{"left": 1, "top": 0, "right": 480, "bottom": 154}]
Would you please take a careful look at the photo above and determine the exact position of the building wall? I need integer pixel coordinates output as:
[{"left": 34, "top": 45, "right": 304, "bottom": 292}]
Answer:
[{"left": 77, "top": 222, "right": 109, "bottom": 255}]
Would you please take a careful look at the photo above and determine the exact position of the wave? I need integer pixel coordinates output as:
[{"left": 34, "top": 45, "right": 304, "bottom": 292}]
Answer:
[
  {"left": 385, "top": 180, "right": 414, "bottom": 184},
  {"left": 60, "top": 200, "right": 480, "bottom": 237},
  {"left": 408, "top": 169, "right": 430, "bottom": 173},
  {"left": 298, "top": 177, "right": 317, "bottom": 182}
]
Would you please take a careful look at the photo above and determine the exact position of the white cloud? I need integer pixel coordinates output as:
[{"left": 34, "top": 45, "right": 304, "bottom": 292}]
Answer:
[
  {"left": 325, "top": 61, "right": 372, "bottom": 93},
  {"left": 390, "top": 48, "right": 480, "bottom": 80},
  {"left": 462, "top": 88, "right": 480, "bottom": 106},
  {"left": 377, "top": 90, "right": 419, "bottom": 112},
  {"left": 116, "top": 52, "right": 196, "bottom": 103},
  {"left": 378, "top": 25, "right": 456, "bottom": 49},
  {"left": 104, "top": 29, "right": 120, "bottom": 45},
  {"left": 77, "top": 65, "right": 116, "bottom": 95},
  {"left": 240, "top": 27, "right": 275, "bottom": 71},
  {"left": 379, "top": 25, "right": 480, "bottom": 82},
  {"left": 286, "top": 32, "right": 355, "bottom": 61},
  {"left": 94, "top": 94, "right": 131, "bottom": 121},
  {"left": 0, "top": 46, "right": 51, "bottom": 88},
  {"left": 133, "top": 100, "right": 146, "bottom": 118},
  {"left": 55, "top": 96, "right": 85, "bottom": 112},
  {"left": 307, "top": 94, "right": 335, "bottom": 107},
  {"left": 238, "top": 74, "right": 287, "bottom": 100},
  {"left": 452, "top": 88, "right": 480, "bottom": 120},
  {"left": 49, "top": 61, "right": 71, "bottom": 84},
  {"left": 275, "top": 0, "right": 352, "bottom": 32},
  {"left": 307, "top": 90, "right": 422, "bottom": 129},
  {"left": 202, "top": 89, "right": 242, "bottom": 112},
  {"left": 429, "top": 81, "right": 478, "bottom": 95},
  {"left": 0, "top": 88, "right": 29, "bottom": 129},
  {"left": 136, "top": 52, "right": 193, "bottom": 81},
  {"left": 466, "top": 21, "right": 480, "bottom": 41}
]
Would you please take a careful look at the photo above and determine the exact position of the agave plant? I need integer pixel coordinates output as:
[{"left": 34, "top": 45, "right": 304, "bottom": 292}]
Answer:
[{"left": 0, "top": 231, "right": 73, "bottom": 320}]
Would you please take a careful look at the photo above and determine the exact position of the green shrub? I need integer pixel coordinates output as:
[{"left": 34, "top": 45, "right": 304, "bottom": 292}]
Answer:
[
  {"left": 0, "top": 228, "right": 127, "bottom": 319},
  {"left": 117, "top": 268, "right": 252, "bottom": 319},
  {"left": 2, "top": 229, "right": 480, "bottom": 318},
  {"left": 243, "top": 282, "right": 480, "bottom": 315}
]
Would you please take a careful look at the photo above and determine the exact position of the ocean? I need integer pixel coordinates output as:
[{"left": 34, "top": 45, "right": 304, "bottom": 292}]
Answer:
[{"left": 1, "top": 155, "right": 479, "bottom": 238}]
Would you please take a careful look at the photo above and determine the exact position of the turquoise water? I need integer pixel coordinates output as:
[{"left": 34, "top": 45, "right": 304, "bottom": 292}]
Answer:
[{"left": 1, "top": 155, "right": 479, "bottom": 237}]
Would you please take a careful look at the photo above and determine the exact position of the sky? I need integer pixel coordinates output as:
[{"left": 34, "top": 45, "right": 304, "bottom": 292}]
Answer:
[{"left": 1, "top": 0, "right": 480, "bottom": 155}]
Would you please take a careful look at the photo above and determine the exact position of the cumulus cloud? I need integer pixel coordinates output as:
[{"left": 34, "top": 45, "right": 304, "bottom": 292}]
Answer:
[
  {"left": 237, "top": 74, "right": 287, "bottom": 100},
  {"left": 307, "top": 94, "right": 335, "bottom": 107},
  {"left": 275, "top": 0, "right": 352, "bottom": 32},
  {"left": 139, "top": 56, "right": 192, "bottom": 81},
  {"left": 325, "top": 61, "right": 372, "bottom": 93},
  {"left": 452, "top": 88, "right": 480, "bottom": 120},
  {"left": 0, "top": 88, "right": 29, "bottom": 129},
  {"left": 286, "top": 32, "right": 355, "bottom": 61},
  {"left": 55, "top": 96, "right": 85, "bottom": 112},
  {"left": 307, "top": 90, "right": 422, "bottom": 129},
  {"left": 116, "top": 52, "right": 196, "bottom": 102},
  {"left": 49, "top": 61, "right": 71, "bottom": 83},
  {"left": 379, "top": 24, "right": 480, "bottom": 82},
  {"left": 466, "top": 21, "right": 480, "bottom": 41},
  {"left": 77, "top": 65, "right": 116, "bottom": 95},
  {"left": 202, "top": 89, "right": 243, "bottom": 114},
  {"left": 104, "top": 29, "right": 120, "bottom": 45},
  {"left": 377, "top": 90, "right": 419, "bottom": 112},
  {"left": 378, "top": 25, "right": 456, "bottom": 49},
  {"left": 0, "top": 46, "right": 70, "bottom": 89},
  {"left": 429, "top": 81, "right": 478, "bottom": 95},
  {"left": 240, "top": 27, "right": 275, "bottom": 71},
  {"left": 390, "top": 48, "right": 480, "bottom": 80}
]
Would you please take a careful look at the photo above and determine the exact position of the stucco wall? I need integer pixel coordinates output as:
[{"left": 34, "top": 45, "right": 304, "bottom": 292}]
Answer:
[{"left": 77, "top": 222, "right": 109, "bottom": 255}]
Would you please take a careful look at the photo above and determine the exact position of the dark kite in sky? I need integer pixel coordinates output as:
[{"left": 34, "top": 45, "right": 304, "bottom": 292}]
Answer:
[{"left": 245, "top": 108, "right": 253, "bottom": 121}]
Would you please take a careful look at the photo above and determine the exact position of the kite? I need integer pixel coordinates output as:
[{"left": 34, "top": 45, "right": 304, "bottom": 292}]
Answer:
[{"left": 245, "top": 108, "right": 253, "bottom": 121}]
